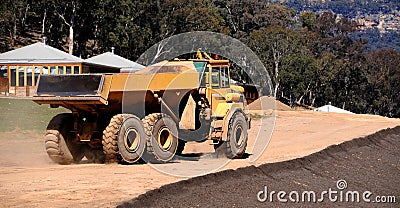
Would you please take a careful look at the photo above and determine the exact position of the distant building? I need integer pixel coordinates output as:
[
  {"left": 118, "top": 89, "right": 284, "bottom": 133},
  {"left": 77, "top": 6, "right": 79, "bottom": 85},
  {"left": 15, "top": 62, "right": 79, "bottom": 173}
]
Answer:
[
  {"left": 314, "top": 104, "right": 354, "bottom": 114},
  {"left": 86, "top": 51, "right": 145, "bottom": 73},
  {"left": 0, "top": 42, "right": 143, "bottom": 96}
]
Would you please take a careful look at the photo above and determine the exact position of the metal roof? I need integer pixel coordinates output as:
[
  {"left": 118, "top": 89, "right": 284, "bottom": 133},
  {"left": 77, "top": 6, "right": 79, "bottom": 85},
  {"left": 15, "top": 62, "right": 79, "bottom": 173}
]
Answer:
[
  {"left": 0, "top": 42, "right": 84, "bottom": 64},
  {"left": 86, "top": 52, "right": 145, "bottom": 70}
]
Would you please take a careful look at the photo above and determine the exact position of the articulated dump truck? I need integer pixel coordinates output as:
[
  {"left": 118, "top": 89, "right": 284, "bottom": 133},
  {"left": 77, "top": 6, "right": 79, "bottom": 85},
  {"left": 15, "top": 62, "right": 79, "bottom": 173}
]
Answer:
[{"left": 33, "top": 59, "right": 255, "bottom": 164}]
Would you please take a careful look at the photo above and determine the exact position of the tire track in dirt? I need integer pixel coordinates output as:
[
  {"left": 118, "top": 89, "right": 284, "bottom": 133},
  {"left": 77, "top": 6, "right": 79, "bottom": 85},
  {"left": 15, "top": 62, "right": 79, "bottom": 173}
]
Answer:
[{"left": 119, "top": 126, "right": 400, "bottom": 208}]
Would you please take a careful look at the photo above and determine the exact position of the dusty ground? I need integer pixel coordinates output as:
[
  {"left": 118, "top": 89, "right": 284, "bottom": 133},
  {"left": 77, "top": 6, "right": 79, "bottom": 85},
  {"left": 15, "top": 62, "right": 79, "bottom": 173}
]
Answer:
[
  {"left": 121, "top": 126, "right": 400, "bottom": 208},
  {"left": 0, "top": 110, "right": 399, "bottom": 207}
]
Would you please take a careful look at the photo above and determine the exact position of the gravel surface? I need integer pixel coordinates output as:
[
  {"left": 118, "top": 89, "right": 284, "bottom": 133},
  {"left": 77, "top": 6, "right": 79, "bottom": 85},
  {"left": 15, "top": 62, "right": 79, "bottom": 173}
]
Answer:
[{"left": 119, "top": 126, "right": 400, "bottom": 208}]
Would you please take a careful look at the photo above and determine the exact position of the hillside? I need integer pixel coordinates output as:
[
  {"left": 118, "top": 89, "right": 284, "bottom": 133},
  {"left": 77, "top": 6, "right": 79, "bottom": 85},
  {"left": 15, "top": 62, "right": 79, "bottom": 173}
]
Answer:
[
  {"left": 281, "top": 0, "right": 400, "bottom": 52},
  {"left": 0, "top": 1, "right": 399, "bottom": 118}
]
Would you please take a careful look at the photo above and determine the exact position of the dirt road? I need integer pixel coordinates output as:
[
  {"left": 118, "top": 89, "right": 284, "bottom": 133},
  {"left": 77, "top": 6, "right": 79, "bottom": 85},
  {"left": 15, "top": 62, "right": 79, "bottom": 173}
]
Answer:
[
  {"left": 0, "top": 110, "right": 399, "bottom": 207},
  {"left": 121, "top": 126, "right": 400, "bottom": 208}
]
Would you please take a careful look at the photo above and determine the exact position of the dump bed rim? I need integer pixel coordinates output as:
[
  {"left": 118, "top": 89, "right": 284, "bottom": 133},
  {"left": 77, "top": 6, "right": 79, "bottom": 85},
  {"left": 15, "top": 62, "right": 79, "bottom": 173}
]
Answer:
[{"left": 32, "top": 95, "right": 108, "bottom": 105}]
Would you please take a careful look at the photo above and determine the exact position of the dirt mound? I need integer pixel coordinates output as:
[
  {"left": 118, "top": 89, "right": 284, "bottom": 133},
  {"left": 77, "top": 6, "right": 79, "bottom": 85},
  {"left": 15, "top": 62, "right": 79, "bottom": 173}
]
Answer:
[
  {"left": 119, "top": 126, "right": 400, "bottom": 208},
  {"left": 248, "top": 96, "right": 292, "bottom": 111}
]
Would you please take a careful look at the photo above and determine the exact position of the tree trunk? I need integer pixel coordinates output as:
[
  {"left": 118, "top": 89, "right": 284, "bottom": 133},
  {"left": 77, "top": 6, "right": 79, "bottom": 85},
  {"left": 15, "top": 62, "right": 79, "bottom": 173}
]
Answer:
[
  {"left": 55, "top": 1, "right": 75, "bottom": 54},
  {"left": 21, "top": 3, "right": 29, "bottom": 33},
  {"left": 9, "top": 30, "right": 14, "bottom": 47},
  {"left": 11, "top": 14, "right": 17, "bottom": 47},
  {"left": 42, "top": 9, "right": 47, "bottom": 35},
  {"left": 273, "top": 54, "right": 280, "bottom": 97},
  {"left": 68, "top": 1, "right": 76, "bottom": 55},
  {"left": 68, "top": 26, "right": 74, "bottom": 54},
  {"left": 274, "top": 82, "right": 279, "bottom": 98}
]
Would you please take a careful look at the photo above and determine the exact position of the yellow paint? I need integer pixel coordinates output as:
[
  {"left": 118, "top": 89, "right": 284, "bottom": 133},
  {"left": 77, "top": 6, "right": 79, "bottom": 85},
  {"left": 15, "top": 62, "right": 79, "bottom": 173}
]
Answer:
[
  {"left": 220, "top": 106, "right": 245, "bottom": 141},
  {"left": 215, "top": 103, "right": 232, "bottom": 117},
  {"left": 230, "top": 85, "right": 244, "bottom": 93},
  {"left": 215, "top": 103, "right": 243, "bottom": 117},
  {"left": 208, "top": 88, "right": 231, "bottom": 114},
  {"left": 16, "top": 66, "right": 19, "bottom": 87},
  {"left": 100, "top": 75, "right": 112, "bottom": 104},
  {"left": 23, "top": 66, "right": 27, "bottom": 87},
  {"left": 32, "top": 66, "right": 35, "bottom": 86},
  {"left": 113, "top": 71, "right": 199, "bottom": 92},
  {"left": 225, "top": 93, "right": 241, "bottom": 102},
  {"left": 7, "top": 66, "right": 10, "bottom": 87}
]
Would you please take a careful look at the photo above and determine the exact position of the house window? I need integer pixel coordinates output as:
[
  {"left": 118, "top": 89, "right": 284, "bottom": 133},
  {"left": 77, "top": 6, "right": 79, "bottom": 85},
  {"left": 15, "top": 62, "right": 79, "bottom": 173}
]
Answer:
[
  {"left": 74, "top": 66, "right": 81, "bottom": 74},
  {"left": 66, "top": 66, "right": 72, "bottom": 74},
  {"left": 18, "top": 66, "right": 25, "bottom": 86},
  {"left": 50, "top": 66, "right": 57, "bottom": 74},
  {"left": 58, "top": 66, "right": 64, "bottom": 74},
  {"left": 42, "top": 66, "right": 49, "bottom": 74},
  {"left": 10, "top": 66, "right": 16, "bottom": 86},
  {"left": 0, "top": 66, "right": 7, "bottom": 78}
]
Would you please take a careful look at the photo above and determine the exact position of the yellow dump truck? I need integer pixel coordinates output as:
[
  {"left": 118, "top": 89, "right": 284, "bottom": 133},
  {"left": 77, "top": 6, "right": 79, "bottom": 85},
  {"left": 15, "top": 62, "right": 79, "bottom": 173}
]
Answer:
[{"left": 33, "top": 58, "right": 251, "bottom": 164}]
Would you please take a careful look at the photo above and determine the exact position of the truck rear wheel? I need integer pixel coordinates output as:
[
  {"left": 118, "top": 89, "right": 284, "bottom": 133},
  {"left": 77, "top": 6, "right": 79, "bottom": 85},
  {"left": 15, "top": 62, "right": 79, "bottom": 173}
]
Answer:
[
  {"left": 118, "top": 115, "right": 147, "bottom": 163},
  {"left": 102, "top": 114, "right": 123, "bottom": 163},
  {"left": 45, "top": 113, "right": 84, "bottom": 165},
  {"left": 102, "top": 114, "right": 147, "bottom": 164},
  {"left": 143, "top": 113, "right": 178, "bottom": 162}
]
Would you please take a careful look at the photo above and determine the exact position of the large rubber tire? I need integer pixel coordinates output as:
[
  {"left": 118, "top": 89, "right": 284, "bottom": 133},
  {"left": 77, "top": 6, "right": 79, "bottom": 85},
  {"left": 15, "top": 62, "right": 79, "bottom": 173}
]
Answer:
[
  {"left": 226, "top": 111, "right": 248, "bottom": 158},
  {"left": 214, "top": 111, "right": 248, "bottom": 159},
  {"left": 45, "top": 113, "right": 84, "bottom": 165},
  {"left": 118, "top": 115, "right": 147, "bottom": 163},
  {"left": 102, "top": 114, "right": 147, "bottom": 164},
  {"left": 143, "top": 113, "right": 179, "bottom": 162},
  {"left": 102, "top": 114, "right": 124, "bottom": 163}
]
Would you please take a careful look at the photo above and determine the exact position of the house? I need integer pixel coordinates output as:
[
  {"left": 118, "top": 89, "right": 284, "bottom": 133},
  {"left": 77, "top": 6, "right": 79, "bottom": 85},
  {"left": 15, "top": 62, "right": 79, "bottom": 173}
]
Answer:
[
  {"left": 86, "top": 51, "right": 145, "bottom": 73},
  {"left": 0, "top": 42, "right": 142, "bottom": 96}
]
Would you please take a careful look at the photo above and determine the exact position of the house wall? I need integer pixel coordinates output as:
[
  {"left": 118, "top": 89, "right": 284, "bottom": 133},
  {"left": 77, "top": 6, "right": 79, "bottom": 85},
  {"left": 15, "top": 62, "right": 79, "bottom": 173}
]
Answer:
[
  {"left": 1, "top": 62, "right": 119, "bottom": 97},
  {"left": 0, "top": 78, "right": 8, "bottom": 95},
  {"left": 1, "top": 63, "right": 82, "bottom": 97}
]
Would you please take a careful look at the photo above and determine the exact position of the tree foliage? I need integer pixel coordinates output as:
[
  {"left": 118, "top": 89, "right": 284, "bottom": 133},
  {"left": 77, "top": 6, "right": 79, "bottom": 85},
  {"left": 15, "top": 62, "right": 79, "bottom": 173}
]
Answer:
[{"left": 0, "top": 0, "right": 398, "bottom": 117}]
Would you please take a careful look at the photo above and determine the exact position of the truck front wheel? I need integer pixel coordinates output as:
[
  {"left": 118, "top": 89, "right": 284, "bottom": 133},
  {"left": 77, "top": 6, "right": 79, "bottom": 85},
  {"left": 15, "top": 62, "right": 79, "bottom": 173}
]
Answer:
[
  {"left": 226, "top": 111, "right": 248, "bottom": 158},
  {"left": 45, "top": 113, "right": 84, "bottom": 165},
  {"left": 214, "top": 111, "right": 248, "bottom": 159}
]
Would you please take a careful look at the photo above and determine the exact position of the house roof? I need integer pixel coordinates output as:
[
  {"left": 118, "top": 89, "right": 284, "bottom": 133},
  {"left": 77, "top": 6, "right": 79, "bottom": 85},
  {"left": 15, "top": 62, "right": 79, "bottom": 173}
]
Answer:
[
  {"left": 0, "top": 42, "right": 84, "bottom": 64},
  {"left": 86, "top": 52, "right": 145, "bottom": 70}
]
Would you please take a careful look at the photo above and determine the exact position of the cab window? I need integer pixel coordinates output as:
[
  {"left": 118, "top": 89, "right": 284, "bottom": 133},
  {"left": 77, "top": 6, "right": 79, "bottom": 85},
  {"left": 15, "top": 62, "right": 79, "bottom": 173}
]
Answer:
[
  {"left": 220, "top": 67, "right": 229, "bottom": 88},
  {"left": 199, "top": 64, "right": 209, "bottom": 87},
  {"left": 211, "top": 67, "right": 220, "bottom": 88},
  {"left": 201, "top": 65, "right": 230, "bottom": 88}
]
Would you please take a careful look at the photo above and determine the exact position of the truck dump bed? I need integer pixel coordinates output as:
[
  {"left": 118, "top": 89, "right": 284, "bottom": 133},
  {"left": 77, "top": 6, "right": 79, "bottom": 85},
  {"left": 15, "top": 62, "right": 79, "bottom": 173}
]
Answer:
[
  {"left": 33, "top": 74, "right": 111, "bottom": 105},
  {"left": 32, "top": 61, "right": 202, "bottom": 107}
]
